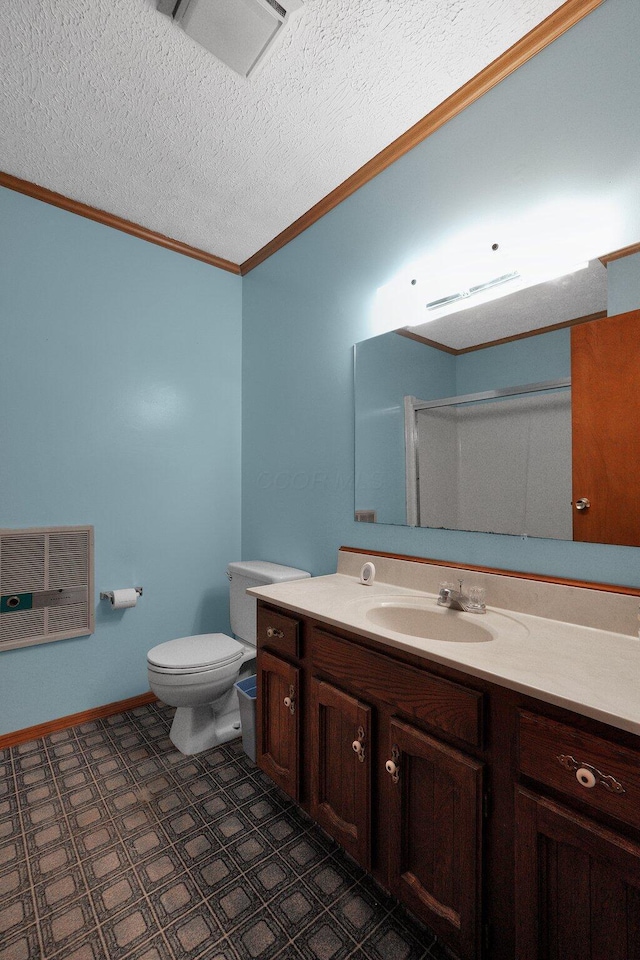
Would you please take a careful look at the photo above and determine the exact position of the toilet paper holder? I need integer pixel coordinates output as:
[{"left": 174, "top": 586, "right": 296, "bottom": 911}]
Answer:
[{"left": 100, "top": 587, "right": 143, "bottom": 601}]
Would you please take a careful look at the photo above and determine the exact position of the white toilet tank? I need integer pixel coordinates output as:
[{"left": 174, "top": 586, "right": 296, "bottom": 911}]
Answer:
[{"left": 227, "top": 561, "right": 310, "bottom": 646}]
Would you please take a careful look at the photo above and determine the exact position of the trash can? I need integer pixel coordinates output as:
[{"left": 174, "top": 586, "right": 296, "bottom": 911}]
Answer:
[{"left": 235, "top": 675, "right": 257, "bottom": 762}]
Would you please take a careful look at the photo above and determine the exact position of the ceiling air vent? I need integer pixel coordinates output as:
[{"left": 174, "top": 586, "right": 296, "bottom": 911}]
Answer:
[{"left": 157, "top": 0, "right": 304, "bottom": 78}]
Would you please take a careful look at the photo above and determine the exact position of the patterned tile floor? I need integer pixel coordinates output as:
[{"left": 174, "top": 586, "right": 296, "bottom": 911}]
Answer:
[{"left": 0, "top": 701, "right": 452, "bottom": 960}]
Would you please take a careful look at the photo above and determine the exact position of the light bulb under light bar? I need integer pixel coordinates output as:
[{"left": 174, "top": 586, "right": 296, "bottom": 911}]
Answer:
[
  {"left": 416, "top": 260, "right": 589, "bottom": 325},
  {"left": 426, "top": 271, "right": 521, "bottom": 311}
]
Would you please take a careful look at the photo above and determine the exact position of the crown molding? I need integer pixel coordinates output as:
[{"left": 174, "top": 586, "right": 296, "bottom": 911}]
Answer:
[
  {"left": 0, "top": 171, "right": 241, "bottom": 275},
  {"left": 600, "top": 241, "right": 640, "bottom": 265}
]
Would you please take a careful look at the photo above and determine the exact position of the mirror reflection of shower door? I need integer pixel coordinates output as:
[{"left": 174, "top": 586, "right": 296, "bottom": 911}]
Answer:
[{"left": 405, "top": 388, "right": 572, "bottom": 539}]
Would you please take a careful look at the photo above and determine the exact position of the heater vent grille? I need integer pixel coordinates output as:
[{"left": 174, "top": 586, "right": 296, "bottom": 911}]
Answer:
[
  {"left": 265, "top": 0, "right": 286, "bottom": 17},
  {"left": 0, "top": 526, "right": 94, "bottom": 651},
  {"left": 159, "top": 0, "right": 303, "bottom": 78}
]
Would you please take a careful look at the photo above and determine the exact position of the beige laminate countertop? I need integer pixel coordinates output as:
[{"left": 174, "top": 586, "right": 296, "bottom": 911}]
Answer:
[{"left": 249, "top": 573, "right": 640, "bottom": 737}]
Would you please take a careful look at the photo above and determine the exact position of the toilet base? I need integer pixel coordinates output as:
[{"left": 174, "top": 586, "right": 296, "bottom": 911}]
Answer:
[
  {"left": 161, "top": 656, "right": 257, "bottom": 756},
  {"left": 169, "top": 702, "right": 242, "bottom": 755}
]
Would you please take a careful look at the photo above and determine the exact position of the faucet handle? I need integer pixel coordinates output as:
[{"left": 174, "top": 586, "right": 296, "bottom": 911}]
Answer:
[
  {"left": 438, "top": 581, "right": 455, "bottom": 603},
  {"left": 467, "top": 585, "right": 486, "bottom": 611}
]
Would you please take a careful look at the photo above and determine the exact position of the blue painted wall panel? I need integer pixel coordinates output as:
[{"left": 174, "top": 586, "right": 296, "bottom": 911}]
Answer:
[
  {"left": 0, "top": 188, "right": 242, "bottom": 735},
  {"left": 607, "top": 253, "right": 640, "bottom": 316},
  {"left": 355, "top": 333, "right": 455, "bottom": 525}
]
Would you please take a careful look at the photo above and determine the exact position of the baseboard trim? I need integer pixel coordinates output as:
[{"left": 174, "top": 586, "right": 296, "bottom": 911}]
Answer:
[{"left": 0, "top": 691, "right": 158, "bottom": 750}]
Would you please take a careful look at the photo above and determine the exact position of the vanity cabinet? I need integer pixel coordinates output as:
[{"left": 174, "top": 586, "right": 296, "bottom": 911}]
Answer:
[
  {"left": 255, "top": 599, "right": 640, "bottom": 960},
  {"left": 515, "top": 788, "right": 640, "bottom": 960},
  {"left": 309, "top": 677, "right": 372, "bottom": 868},
  {"left": 515, "top": 709, "right": 640, "bottom": 959},
  {"left": 257, "top": 649, "right": 300, "bottom": 800},
  {"left": 257, "top": 604, "right": 486, "bottom": 959},
  {"left": 255, "top": 605, "right": 303, "bottom": 801},
  {"left": 387, "top": 717, "right": 483, "bottom": 959},
  {"left": 309, "top": 624, "right": 485, "bottom": 957}
]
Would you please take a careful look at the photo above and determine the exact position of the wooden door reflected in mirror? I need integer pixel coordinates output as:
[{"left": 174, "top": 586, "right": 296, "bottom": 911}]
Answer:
[{"left": 571, "top": 309, "right": 640, "bottom": 546}]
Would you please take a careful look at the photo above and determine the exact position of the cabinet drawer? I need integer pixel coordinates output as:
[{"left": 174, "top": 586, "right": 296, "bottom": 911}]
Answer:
[
  {"left": 312, "top": 629, "right": 483, "bottom": 748},
  {"left": 518, "top": 711, "right": 640, "bottom": 831},
  {"left": 257, "top": 606, "right": 301, "bottom": 659}
]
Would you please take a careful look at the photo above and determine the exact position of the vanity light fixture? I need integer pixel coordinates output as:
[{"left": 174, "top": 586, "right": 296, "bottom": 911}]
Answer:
[
  {"left": 425, "top": 270, "right": 521, "bottom": 311},
  {"left": 416, "top": 259, "right": 588, "bottom": 323},
  {"left": 370, "top": 196, "right": 611, "bottom": 337}
]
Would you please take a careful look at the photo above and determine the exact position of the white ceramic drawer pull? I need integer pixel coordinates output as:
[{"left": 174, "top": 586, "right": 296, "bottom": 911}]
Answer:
[
  {"left": 283, "top": 685, "right": 295, "bottom": 715},
  {"left": 576, "top": 767, "right": 596, "bottom": 788},
  {"left": 352, "top": 725, "right": 366, "bottom": 762},
  {"left": 558, "top": 754, "right": 626, "bottom": 794},
  {"left": 385, "top": 745, "right": 401, "bottom": 783}
]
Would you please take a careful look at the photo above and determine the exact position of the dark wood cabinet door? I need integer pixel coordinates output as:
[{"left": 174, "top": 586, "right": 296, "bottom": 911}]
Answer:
[
  {"left": 571, "top": 308, "right": 640, "bottom": 545},
  {"left": 309, "top": 678, "right": 371, "bottom": 869},
  {"left": 257, "top": 650, "right": 300, "bottom": 801},
  {"left": 515, "top": 788, "right": 640, "bottom": 960},
  {"left": 387, "top": 718, "right": 483, "bottom": 960}
]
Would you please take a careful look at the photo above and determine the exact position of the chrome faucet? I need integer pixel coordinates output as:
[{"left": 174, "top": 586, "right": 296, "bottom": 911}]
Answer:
[{"left": 437, "top": 579, "right": 486, "bottom": 614}]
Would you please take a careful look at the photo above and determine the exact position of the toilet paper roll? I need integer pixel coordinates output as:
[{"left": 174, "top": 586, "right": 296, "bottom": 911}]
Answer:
[{"left": 110, "top": 588, "right": 138, "bottom": 609}]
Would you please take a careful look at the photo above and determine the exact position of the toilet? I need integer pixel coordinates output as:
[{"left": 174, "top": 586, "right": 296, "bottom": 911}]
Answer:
[{"left": 147, "top": 561, "right": 310, "bottom": 755}]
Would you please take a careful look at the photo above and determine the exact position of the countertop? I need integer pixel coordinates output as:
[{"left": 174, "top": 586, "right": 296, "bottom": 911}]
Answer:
[{"left": 249, "top": 573, "right": 640, "bottom": 737}]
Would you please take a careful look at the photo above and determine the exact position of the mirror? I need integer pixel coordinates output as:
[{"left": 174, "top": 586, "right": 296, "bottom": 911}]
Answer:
[{"left": 355, "top": 250, "right": 640, "bottom": 545}]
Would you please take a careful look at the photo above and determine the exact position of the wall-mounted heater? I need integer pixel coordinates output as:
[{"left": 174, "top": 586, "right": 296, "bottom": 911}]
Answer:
[{"left": 157, "top": 0, "right": 304, "bottom": 78}]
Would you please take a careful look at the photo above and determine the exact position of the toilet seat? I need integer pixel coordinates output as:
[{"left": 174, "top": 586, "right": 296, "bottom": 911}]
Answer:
[{"left": 147, "top": 633, "right": 243, "bottom": 674}]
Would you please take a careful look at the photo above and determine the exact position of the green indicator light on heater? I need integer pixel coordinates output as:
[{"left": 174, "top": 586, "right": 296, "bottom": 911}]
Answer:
[{"left": 0, "top": 592, "right": 34, "bottom": 613}]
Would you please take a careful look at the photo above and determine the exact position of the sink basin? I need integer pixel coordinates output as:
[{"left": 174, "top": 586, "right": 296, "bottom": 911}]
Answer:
[{"left": 365, "top": 602, "right": 495, "bottom": 642}]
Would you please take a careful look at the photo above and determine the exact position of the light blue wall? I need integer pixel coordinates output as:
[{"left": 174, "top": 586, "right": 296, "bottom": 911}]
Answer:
[
  {"left": 607, "top": 253, "right": 640, "bottom": 315},
  {"left": 0, "top": 188, "right": 242, "bottom": 735},
  {"left": 355, "top": 333, "right": 454, "bottom": 524},
  {"left": 455, "top": 329, "right": 570, "bottom": 395},
  {"left": 242, "top": 0, "right": 640, "bottom": 586}
]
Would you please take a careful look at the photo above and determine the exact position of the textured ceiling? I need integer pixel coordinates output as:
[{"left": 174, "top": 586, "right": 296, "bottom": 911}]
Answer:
[{"left": 1, "top": 0, "right": 567, "bottom": 264}]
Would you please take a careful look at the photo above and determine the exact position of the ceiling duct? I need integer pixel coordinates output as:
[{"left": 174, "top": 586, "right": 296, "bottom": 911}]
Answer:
[{"left": 157, "top": 0, "right": 304, "bottom": 78}]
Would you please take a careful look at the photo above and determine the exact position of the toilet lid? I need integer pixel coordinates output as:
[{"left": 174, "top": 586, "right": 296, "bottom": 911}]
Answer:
[{"left": 147, "top": 633, "right": 244, "bottom": 670}]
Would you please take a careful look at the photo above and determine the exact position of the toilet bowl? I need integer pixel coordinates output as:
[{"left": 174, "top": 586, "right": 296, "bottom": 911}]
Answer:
[
  {"left": 147, "top": 633, "right": 253, "bottom": 755},
  {"left": 146, "top": 561, "right": 311, "bottom": 755}
]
